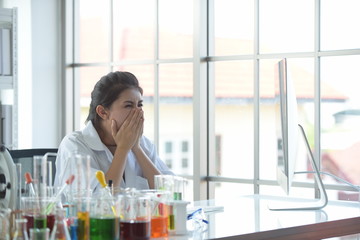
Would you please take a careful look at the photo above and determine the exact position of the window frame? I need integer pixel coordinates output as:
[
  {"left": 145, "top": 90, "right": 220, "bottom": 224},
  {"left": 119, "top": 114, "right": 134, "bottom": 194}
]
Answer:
[{"left": 63, "top": 0, "right": 360, "bottom": 201}]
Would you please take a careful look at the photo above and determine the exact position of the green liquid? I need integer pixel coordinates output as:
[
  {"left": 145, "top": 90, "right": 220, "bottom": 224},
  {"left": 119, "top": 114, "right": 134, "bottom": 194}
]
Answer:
[
  {"left": 90, "top": 217, "right": 117, "bottom": 240},
  {"left": 34, "top": 216, "right": 47, "bottom": 229},
  {"left": 173, "top": 192, "right": 182, "bottom": 200}
]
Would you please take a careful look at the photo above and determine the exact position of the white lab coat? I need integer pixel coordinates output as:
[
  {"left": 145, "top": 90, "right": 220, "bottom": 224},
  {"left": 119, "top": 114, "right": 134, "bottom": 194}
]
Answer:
[{"left": 54, "top": 121, "right": 173, "bottom": 191}]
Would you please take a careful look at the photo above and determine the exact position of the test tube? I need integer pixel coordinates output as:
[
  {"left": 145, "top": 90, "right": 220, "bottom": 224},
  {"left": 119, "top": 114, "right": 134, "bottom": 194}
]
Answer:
[
  {"left": 16, "top": 163, "right": 22, "bottom": 211},
  {"left": 33, "top": 155, "right": 47, "bottom": 198},
  {"left": 154, "top": 175, "right": 174, "bottom": 198},
  {"left": 173, "top": 176, "right": 186, "bottom": 201},
  {"left": 47, "top": 161, "right": 52, "bottom": 188},
  {"left": 69, "top": 153, "right": 91, "bottom": 240},
  {"left": 44, "top": 152, "right": 57, "bottom": 186}
]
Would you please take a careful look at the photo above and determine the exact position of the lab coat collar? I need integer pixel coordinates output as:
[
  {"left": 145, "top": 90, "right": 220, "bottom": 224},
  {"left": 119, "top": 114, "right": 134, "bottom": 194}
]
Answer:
[{"left": 82, "top": 121, "right": 107, "bottom": 151}]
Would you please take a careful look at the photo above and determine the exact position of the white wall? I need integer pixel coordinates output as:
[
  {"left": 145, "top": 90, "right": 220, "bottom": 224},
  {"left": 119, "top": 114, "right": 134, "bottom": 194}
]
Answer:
[
  {"left": 1, "top": 0, "right": 61, "bottom": 148},
  {"left": 31, "top": 0, "right": 61, "bottom": 148}
]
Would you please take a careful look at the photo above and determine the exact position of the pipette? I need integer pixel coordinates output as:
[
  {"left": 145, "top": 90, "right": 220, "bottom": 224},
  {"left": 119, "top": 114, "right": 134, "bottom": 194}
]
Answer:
[
  {"left": 95, "top": 171, "right": 112, "bottom": 196},
  {"left": 45, "top": 174, "right": 75, "bottom": 215},
  {"left": 108, "top": 180, "right": 114, "bottom": 196},
  {"left": 25, "top": 172, "right": 41, "bottom": 214},
  {"left": 25, "top": 172, "right": 37, "bottom": 197},
  {"left": 95, "top": 171, "right": 117, "bottom": 215}
]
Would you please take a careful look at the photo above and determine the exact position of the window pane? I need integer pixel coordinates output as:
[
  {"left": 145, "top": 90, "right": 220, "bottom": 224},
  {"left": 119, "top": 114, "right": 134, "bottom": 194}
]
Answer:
[
  {"left": 158, "top": 63, "right": 193, "bottom": 175},
  {"left": 212, "top": 0, "right": 254, "bottom": 56},
  {"left": 259, "top": 0, "right": 314, "bottom": 53},
  {"left": 181, "top": 158, "right": 188, "bottom": 168},
  {"left": 259, "top": 58, "right": 315, "bottom": 191},
  {"left": 78, "top": 66, "right": 110, "bottom": 128},
  {"left": 321, "top": 0, "right": 360, "bottom": 51},
  {"left": 165, "top": 141, "right": 172, "bottom": 153},
  {"left": 181, "top": 141, "right": 188, "bottom": 152},
  {"left": 213, "top": 61, "right": 254, "bottom": 179},
  {"left": 259, "top": 59, "right": 278, "bottom": 182},
  {"left": 165, "top": 158, "right": 172, "bottom": 168},
  {"left": 113, "top": 0, "right": 155, "bottom": 60},
  {"left": 159, "top": 0, "right": 193, "bottom": 59},
  {"left": 78, "top": 0, "right": 110, "bottom": 62},
  {"left": 321, "top": 55, "right": 360, "bottom": 201}
]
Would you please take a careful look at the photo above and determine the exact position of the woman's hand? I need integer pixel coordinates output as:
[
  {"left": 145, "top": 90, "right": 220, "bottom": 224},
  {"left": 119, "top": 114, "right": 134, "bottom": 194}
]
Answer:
[
  {"left": 111, "top": 108, "right": 144, "bottom": 152},
  {"left": 132, "top": 114, "right": 144, "bottom": 152}
]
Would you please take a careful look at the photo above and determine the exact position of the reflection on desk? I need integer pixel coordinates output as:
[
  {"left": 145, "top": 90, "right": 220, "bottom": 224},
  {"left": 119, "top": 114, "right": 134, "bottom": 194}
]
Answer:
[{"left": 165, "top": 194, "right": 360, "bottom": 240}]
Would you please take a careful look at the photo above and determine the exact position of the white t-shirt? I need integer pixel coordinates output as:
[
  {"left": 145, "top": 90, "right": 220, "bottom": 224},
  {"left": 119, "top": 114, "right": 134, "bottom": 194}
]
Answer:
[{"left": 54, "top": 121, "right": 173, "bottom": 191}]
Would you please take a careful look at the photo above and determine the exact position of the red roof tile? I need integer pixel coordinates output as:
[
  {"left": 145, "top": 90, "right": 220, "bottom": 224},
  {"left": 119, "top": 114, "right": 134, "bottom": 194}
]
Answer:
[{"left": 79, "top": 21, "right": 348, "bottom": 101}]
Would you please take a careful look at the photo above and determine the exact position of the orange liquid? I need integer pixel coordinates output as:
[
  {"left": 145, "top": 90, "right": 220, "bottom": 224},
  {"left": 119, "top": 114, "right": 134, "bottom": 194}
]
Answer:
[{"left": 151, "top": 216, "right": 168, "bottom": 238}]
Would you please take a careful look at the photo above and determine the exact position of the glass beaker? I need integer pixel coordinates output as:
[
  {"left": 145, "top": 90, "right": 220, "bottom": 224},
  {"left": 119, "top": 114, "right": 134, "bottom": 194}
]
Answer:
[
  {"left": 0, "top": 208, "right": 11, "bottom": 240},
  {"left": 117, "top": 192, "right": 151, "bottom": 240},
  {"left": 21, "top": 197, "right": 46, "bottom": 234},
  {"left": 89, "top": 196, "right": 118, "bottom": 240},
  {"left": 21, "top": 197, "right": 57, "bottom": 235},
  {"left": 138, "top": 190, "right": 171, "bottom": 238},
  {"left": 29, "top": 228, "right": 50, "bottom": 240},
  {"left": 13, "top": 218, "right": 29, "bottom": 240}
]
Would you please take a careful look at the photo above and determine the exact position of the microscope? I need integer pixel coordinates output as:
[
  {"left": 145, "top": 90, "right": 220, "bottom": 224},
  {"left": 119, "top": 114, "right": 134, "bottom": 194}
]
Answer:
[{"left": 0, "top": 144, "right": 17, "bottom": 210}]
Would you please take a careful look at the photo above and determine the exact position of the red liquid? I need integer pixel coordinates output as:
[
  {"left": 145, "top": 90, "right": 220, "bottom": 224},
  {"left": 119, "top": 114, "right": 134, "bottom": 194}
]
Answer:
[
  {"left": 47, "top": 214, "right": 55, "bottom": 232},
  {"left": 24, "top": 215, "right": 34, "bottom": 235},
  {"left": 24, "top": 214, "right": 55, "bottom": 234},
  {"left": 151, "top": 216, "right": 168, "bottom": 238},
  {"left": 120, "top": 221, "right": 150, "bottom": 240}
]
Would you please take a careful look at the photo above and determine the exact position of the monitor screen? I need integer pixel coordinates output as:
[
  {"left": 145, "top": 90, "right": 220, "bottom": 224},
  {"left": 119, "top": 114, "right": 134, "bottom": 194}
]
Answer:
[
  {"left": 275, "top": 58, "right": 299, "bottom": 195},
  {"left": 270, "top": 59, "right": 328, "bottom": 210}
]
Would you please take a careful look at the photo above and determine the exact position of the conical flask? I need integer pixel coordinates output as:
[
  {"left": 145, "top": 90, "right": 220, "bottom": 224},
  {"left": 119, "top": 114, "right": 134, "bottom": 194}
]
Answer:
[{"left": 49, "top": 208, "right": 71, "bottom": 240}]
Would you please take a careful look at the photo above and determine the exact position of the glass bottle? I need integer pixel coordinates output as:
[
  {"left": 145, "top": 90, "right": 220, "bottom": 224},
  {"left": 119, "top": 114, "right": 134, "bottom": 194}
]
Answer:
[
  {"left": 13, "top": 219, "right": 29, "bottom": 240},
  {"left": 49, "top": 208, "right": 71, "bottom": 240}
]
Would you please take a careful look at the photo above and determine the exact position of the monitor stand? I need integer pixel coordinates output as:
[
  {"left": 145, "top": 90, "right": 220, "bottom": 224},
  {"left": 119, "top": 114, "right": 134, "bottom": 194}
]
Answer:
[{"left": 268, "top": 124, "right": 328, "bottom": 211}]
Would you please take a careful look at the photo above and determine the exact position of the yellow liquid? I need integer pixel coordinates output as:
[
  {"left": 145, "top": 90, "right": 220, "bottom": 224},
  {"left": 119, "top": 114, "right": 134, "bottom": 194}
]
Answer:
[{"left": 77, "top": 211, "right": 90, "bottom": 240}]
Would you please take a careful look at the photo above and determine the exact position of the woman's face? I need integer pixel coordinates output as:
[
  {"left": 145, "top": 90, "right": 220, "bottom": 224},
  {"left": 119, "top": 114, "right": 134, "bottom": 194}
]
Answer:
[{"left": 108, "top": 88, "right": 143, "bottom": 128}]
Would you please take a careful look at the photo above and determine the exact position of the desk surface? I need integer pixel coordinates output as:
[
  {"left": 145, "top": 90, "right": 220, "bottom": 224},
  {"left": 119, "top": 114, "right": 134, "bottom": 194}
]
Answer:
[{"left": 167, "top": 194, "right": 360, "bottom": 240}]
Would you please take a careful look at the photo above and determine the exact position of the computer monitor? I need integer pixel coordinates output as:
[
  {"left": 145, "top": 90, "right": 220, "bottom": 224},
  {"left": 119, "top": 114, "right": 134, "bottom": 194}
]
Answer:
[
  {"left": 275, "top": 58, "right": 298, "bottom": 195},
  {"left": 269, "top": 58, "right": 328, "bottom": 211}
]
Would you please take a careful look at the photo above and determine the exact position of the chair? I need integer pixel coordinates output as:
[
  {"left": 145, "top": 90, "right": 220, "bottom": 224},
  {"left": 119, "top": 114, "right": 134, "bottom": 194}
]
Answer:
[{"left": 8, "top": 148, "right": 58, "bottom": 188}]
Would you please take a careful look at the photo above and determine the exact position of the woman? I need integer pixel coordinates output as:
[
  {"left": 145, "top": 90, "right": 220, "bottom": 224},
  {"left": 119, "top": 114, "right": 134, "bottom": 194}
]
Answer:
[{"left": 54, "top": 71, "right": 173, "bottom": 191}]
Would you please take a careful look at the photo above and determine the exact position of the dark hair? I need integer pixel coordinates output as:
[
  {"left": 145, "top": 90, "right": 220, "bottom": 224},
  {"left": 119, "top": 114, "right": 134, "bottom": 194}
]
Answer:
[{"left": 86, "top": 71, "right": 143, "bottom": 127}]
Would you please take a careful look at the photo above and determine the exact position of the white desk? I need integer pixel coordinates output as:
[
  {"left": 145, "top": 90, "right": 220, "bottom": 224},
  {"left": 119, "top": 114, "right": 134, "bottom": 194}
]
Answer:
[{"left": 167, "top": 194, "right": 360, "bottom": 240}]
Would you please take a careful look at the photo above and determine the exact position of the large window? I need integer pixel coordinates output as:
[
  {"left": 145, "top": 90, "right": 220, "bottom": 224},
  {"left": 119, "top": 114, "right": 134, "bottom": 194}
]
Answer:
[{"left": 67, "top": 0, "right": 360, "bottom": 201}]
